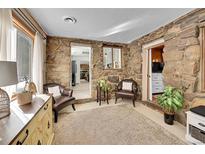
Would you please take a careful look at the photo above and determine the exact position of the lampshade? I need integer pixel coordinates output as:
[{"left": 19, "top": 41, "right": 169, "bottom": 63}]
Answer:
[{"left": 0, "top": 61, "right": 18, "bottom": 87}]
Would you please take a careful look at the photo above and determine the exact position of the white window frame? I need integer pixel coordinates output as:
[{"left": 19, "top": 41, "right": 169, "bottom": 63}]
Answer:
[{"left": 103, "top": 46, "right": 122, "bottom": 70}]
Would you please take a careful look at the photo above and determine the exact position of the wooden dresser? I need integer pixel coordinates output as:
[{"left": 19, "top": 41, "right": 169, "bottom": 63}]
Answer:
[{"left": 0, "top": 95, "right": 54, "bottom": 145}]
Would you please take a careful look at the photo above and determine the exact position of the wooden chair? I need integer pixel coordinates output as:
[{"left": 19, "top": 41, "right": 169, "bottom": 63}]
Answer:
[
  {"left": 115, "top": 79, "right": 139, "bottom": 107},
  {"left": 43, "top": 83, "right": 76, "bottom": 123}
]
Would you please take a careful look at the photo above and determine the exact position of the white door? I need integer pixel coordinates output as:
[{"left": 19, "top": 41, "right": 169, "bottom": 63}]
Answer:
[
  {"left": 142, "top": 49, "right": 152, "bottom": 102},
  {"left": 148, "top": 49, "right": 152, "bottom": 101},
  {"left": 141, "top": 50, "right": 148, "bottom": 101}
]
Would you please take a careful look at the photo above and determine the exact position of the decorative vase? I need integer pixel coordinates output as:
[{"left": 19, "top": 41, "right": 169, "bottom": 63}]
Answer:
[{"left": 164, "top": 112, "right": 175, "bottom": 125}]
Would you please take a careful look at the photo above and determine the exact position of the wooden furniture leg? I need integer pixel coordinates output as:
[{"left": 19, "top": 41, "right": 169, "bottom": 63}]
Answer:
[
  {"left": 107, "top": 90, "right": 109, "bottom": 104},
  {"left": 133, "top": 99, "right": 135, "bottom": 107},
  {"left": 72, "top": 104, "right": 76, "bottom": 111},
  {"left": 54, "top": 110, "right": 58, "bottom": 123},
  {"left": 97, "top": 87, "right": 99, "bottom": 103},
  {"left": 99, "top": 88, "right": 101, "bottom": 106}
]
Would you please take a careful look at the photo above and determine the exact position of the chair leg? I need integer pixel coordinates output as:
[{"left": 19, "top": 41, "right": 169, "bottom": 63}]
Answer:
[
  {"left": 133, "top": 99, "right": 135, "bottom": 107},
  {"left": 54, "top": 111, "right": 58, "bottom": 123},
  {"left": 72, "top": 104, "right": 76, "bottom": 111},
  {"left": 115, "top": 97, "right": 117, "bottom": 104}
]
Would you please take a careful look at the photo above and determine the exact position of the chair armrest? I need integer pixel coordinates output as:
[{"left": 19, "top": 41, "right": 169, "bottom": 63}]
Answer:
[
  {"left": 116, "top": 84, "right": 122, "bottom": 91},
  {"left": 47, "top": 93, "right": 56, "bottom": 104},
  {"left": 62, "top": 88, "right": 73, "bottom": 97},
  {"left": 133, "top": 86, "right": 138, "bottom": 95}
]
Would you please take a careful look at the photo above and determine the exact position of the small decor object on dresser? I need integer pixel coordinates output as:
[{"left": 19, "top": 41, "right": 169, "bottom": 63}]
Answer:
[
  {"left": 12, "top": 80, "right": 37, "bottom": 106},
  {"left": 0, "top": 61, "right": 18, "bottom": 119},
  {"left": 16, "top": 91, "right": 32, "bottom": 106},
  {"left": 24, "top": 81, "right": 37, "bottom": 95}
]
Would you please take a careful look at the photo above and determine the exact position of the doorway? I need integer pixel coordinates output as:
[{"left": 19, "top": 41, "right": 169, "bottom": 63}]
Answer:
[
  {"left": 142, "top": 39, "right": 165, "bottom": 102},
  {"left": 71, "top": 45, "right": 92, "bottom": 100}
]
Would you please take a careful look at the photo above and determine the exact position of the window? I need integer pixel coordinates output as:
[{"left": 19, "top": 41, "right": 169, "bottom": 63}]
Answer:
[
  {"left": 103, "top": 47, "right": 122, "bottom": 69},
  {"left": 10, "top": 27, "right": 33, "bottom": 92},
  {"left": 16, "top": 29, "right": 33, "bottom": 82}
]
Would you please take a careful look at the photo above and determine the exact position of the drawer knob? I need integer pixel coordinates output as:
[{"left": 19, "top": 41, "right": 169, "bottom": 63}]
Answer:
[
  {"left": 44, "top": 104, "right": 48, "bottom": 110},
  {"left": 48, "top": 121, "right": 50, "bottom": 129},
  {"left": 16, "top": 129, "right": 29, "bottom": 145},
  {"left": 198, "top": 123, "right": 205, "bottom": 127}
]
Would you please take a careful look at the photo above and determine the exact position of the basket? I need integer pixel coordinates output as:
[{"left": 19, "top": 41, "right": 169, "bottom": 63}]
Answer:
[{"left": 16, "top": 92, "right": 32, "bottom": 106}]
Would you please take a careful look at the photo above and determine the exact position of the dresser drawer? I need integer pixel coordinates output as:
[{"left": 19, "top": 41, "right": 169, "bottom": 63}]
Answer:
[
  {"left": 11, "top": 96, "right": 53, "bottom": 145},
  {"left": 12, "top": 117, "right": 37, "bottom": 145},
  {"left": 152, "top": 80, "right": 164, "bottom": 86},
  {"left": 152, "top": 73, "right": 163, "bottom": 81},
  {"left": 189, "top": 125, "right": 205, "bottom": 143},
  {"left": 36, "top": 98, "right": 52, "bottom": 121},
  {"left": 152, "top": 86, "right": 164, "bottom": 93},
  {"left": 188, "top": 115, "right": 205, "bottom": 132}
]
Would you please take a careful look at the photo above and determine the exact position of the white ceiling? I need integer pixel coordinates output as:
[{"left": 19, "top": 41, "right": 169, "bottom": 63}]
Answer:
[{"left": 28, "top": 8, "right": 194, "bottom": 43}]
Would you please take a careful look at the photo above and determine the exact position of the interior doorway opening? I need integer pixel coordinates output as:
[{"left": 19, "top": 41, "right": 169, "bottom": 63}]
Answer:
[
  {"left": 71, "top": 45, "right": 92, "bottom": 100},
  {"left": 142, "top": 39, "right": 165, "bottom": 102},
  {"left": 151, "top": 45, "right": 165, "bottom": 102}
]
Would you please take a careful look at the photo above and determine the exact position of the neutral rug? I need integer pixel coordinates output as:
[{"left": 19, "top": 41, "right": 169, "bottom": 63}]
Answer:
[{"left": 53, "top": 104, "right": 185, "bottom": 145}]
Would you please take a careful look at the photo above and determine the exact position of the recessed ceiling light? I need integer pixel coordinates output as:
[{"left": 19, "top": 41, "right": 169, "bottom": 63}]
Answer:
[{"left": 63, "top": 16, "right": 77, "bottom": 24}]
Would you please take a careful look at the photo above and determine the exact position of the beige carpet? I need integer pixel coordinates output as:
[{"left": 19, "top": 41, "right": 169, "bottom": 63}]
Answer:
[{"left": 53, "top": 104, "right": 186, "bottom": 145}]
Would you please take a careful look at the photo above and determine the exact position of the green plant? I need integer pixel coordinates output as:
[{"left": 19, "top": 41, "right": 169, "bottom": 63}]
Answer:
[
  {"left": 97, "top": 79, "right": 112, "bottom": 92},
  {"left": 157, "top": 86, "right": 184, "bottom": 114}
]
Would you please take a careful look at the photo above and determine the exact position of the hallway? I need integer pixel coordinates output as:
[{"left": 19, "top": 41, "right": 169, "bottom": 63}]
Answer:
[{"left": 72, "top": 79, "right": 91, "bottom": 99}]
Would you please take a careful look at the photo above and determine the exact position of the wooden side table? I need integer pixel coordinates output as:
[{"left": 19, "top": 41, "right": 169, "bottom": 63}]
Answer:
[{"left": 96, "top": 86, "right": 109, "bottom": 106}]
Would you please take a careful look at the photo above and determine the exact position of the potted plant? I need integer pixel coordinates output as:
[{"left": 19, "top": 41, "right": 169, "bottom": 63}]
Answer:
[
  {"left": 157, "top": 86, "right": 184, "bottom": 125},
  {"left": 97, "top": 79, "right": 112, "bottom": 92},
  {"left": 97, "top": 79, "right": 112, "bottom": 99}
]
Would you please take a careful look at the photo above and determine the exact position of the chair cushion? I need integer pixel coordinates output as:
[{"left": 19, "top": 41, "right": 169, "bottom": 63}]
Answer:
[
  {"left": 48, "top": 86, "right": 61, "bottom": 97},
  {"left": 122, "top": 82, "right": 132, "bottom": 91},
  {"left": 116, "top": 90, "right": 134, "bottom": 96},
  {"left": 54, "top": 96, "right": 75, "bottom": 108}
]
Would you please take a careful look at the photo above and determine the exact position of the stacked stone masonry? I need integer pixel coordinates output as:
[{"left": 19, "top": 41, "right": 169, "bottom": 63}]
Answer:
[{"left": 46, "top": 9, "right": 205, "bottom": 125}]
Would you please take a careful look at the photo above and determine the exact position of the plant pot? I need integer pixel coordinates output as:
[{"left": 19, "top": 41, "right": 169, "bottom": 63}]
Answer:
[{"left": 164, "top": 112, "right": 175, "bottom": 125}]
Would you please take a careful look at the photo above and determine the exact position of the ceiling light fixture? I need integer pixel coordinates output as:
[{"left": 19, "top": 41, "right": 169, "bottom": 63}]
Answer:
[{"left": 63, "top": 16, "right": 77, "bottom": 24}]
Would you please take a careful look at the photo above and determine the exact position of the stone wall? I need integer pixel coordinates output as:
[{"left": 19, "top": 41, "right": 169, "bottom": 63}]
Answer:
[
  {"left": 46, "top": 36, "right": 129, "bottom": 98},
  {"left": 127, "top": 9, "right": 205, "bottom": 125},
  {"left": 46, "top": 9, "right": 205, "bottom": 125}
]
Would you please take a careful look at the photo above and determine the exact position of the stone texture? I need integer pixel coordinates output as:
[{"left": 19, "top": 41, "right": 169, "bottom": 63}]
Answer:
[
  {"left": 177, "top": 37, "right": 199, "bottom": 50},
  {"left": 127, "top": 9, "right": 205, "bottom": 125},
  {"left": 46, "top": 9, "right": 205, "bottom": 126},
  {"left": 180, "top": 25, "right": 199, "bottom": 39},
  {"left": 182, "top": 60, "right": 200, "bottom": 77},
  {"left": 108, "top": 75, "right": 119, "bottom": 83},
  {"left": 182, "top": 75, "right": 198, "bottom": 93},
  {"left": 162, "top": 50, "right": 184, "bottom": 62},
  {"left": 184, "top": 45, "right": 200, "bottom": 61},
  {"left": 46, "top": 36, "right": 128, "bottom": 98}
]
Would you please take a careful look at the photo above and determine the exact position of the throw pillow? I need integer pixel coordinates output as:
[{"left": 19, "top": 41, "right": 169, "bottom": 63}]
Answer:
[
  {"left": 122, "top": 82, "right": 132, "bottom": 91},
  {"left": 48, "top": 86, "right": 61, "bottom": 97}
]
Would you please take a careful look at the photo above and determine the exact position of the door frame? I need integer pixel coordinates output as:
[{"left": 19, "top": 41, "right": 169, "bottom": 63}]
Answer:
[
  {"left": 142, "top": 38, "right": 164, "bottom": 102},
  {"left": 70, "top": 43, "right": 92, "bottom": 99}
]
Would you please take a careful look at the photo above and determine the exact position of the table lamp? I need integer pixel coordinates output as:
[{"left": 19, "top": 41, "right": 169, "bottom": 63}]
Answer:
[{"left": 0, "top": 61, "right": 18, "bottom": 119}]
